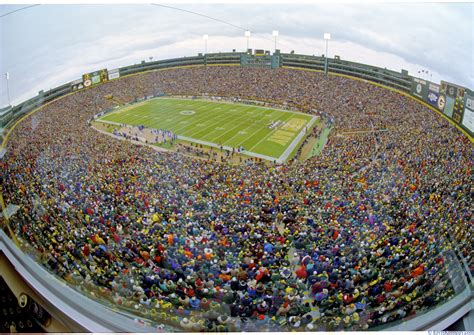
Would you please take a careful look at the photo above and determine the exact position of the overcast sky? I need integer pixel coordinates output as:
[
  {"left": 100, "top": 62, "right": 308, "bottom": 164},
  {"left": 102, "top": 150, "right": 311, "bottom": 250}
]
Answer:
[{"left": 0, "top": 3, "right": 473, "bottom": 107}]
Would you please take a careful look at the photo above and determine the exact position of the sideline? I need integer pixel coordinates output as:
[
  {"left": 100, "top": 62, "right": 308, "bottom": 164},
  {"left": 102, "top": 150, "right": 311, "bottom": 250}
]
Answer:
[
  {"left": 178, "top": 134, "right": 277, "bottom": 162},
  {"left": 278, "top": 115, "right": 318, "bottom": 163},
  {"left": 307, "top": 126, "right": 332, "bottom": 158},
  {"left": 91, "top": 125, "right": 169, "bottom": 153}
]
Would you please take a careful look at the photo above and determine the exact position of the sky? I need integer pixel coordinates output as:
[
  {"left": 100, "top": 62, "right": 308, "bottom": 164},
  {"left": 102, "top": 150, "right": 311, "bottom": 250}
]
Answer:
[{"left": 0, "top": 2, "right": 473, "bottom": 107}]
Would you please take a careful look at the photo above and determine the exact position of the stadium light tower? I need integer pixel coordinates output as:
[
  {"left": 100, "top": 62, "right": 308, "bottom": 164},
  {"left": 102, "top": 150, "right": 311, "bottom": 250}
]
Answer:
[
  {"left": 324, "top": 33, "right": 331, "bottom": 75},
  {"left": 203, "top": 34, "right": 209, "bottom": 54},
  {"left": 5, "top": 72, "right": 11, "bottom": 106},
  {"left": 244, "top": 30, "right": 251, "bottom": 51},
  {"left": 272, "top": 30, "right": 279, "bottom": 52}
]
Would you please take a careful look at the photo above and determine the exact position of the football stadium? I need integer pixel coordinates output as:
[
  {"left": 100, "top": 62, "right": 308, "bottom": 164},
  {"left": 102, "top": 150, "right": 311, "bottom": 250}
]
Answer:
[{"left": 0, "top": 3, "right": 473, "bottom": 333}]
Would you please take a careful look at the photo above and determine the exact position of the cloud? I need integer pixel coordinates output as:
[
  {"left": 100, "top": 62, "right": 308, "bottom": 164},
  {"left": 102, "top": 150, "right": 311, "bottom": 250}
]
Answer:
[{"left": 1, "top": 3, "right": 472, "bottom": 107}]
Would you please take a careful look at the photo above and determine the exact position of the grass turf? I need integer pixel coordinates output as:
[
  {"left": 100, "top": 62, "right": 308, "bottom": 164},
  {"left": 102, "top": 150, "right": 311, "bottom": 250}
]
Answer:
[{"left": 98, "top": 98, "right": 314, "bottom": 160}]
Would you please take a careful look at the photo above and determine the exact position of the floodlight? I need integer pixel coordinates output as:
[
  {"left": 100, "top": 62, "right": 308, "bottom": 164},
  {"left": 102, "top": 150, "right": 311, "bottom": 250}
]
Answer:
[
  {"left": 272, "top": 30, "right": 279, "bottom": 37},
  {"left": 245, "top": 30, "right": 251, "bottom": 37},
  {"left": 4, "top": 72, "right": 11, "bottom": 106},
  {"left": 323, "top": 33, "right": 331, "bottom": 75},
  {"left": 203, "top": 34, "right": 208, "bottom": 40}
]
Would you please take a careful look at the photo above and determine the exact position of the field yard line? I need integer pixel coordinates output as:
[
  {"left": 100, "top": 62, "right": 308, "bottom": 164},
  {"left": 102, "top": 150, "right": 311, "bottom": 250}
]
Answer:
[
  {"left": 221, "top": 109, "right": 282, "bottom": 146},
  {"left": 173, "top": 104, "right": 247, "bottom": 136},
  {"left": 127, "top": 101, "right": 213, "bottom": 133},
  {"left": 277, "top": 115, "right": 318, "bottom": 163},
  {"left": 221, "top": 123, "right": 262, "bottom": 147},
  {"left": 227, "top": 111, "right": 288, "bottom": 150},
  {"left": 105, "top": 107, "right": 151, "bottom": 125},
  {"left": 177, "top": 135, "right": 277, "bottom": 162},
  {"left": 101, "top": 101, "right": 265, "bottom": 140},
  {"left": 168, "top": 101, "right": 251, "bottom": 135},
  {"left": 172, "top": 97, "right": 309, "bottom": 117},
  {"left": 102, "top": 96, "right": 304, "bottom": 123},
  {"left": 98, "top": 98, "right": 315, "bottom": 163},
  {"left": 104, "top": 98, "right": 285, "bottom": 140},
  {"left": 246, "top": 112, "right": 296, "bottom": 154},
  {"left": 100, "top": 101, "right": 148, "bottom": 118},
  {"left": 189, "top": 105, "right": 260, "bottom": 140},
  {"left": 120, "top": 112, "right": 152, "bottom": 126},
  {"left": 207, "top": 108, "right": 273, "bottom": 144},
  {"left": 148, "top": 103, "right": 210, "bottom": 132}
]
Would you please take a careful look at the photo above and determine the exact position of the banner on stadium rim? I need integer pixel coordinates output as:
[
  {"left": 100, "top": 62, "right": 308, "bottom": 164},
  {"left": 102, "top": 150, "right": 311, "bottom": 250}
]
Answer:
[
  {"left": 71, "top": 78, "right": 84, "bottom": 91},
  {"left": 441, "top": 80, "right": 466, "bottom": 99},
  {"left": 108, "top": 69, "right": 120, "bottom": 80},
  {"left": 429, "top": 83, "right": 440, "bottom": 94},
  {"left": 427, "top": 91, "right": 439, "bottom": 108},
  {"left": 427, "top": 83, "right": 444, "bottom": 111},
  {"left": 411, "top": 78, "right": 428, "bottom": 100},
  {"left": 83, "top": 69, "right": 109, "bottom": 87}
]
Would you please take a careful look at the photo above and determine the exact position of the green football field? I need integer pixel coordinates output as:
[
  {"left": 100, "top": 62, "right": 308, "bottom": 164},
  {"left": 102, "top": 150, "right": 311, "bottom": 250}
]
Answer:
[{"left": 97, "top": 98, "right": 317, "bottom": 162}]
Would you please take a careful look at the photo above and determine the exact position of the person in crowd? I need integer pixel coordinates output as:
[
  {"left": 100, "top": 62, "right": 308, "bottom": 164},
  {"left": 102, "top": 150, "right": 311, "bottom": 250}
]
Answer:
[{"left": 1, "top": 66, "right": 471, "bottom": 331}]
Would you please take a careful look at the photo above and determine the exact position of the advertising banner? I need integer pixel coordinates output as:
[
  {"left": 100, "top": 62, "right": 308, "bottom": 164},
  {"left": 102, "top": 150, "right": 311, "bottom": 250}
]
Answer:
[
  {"left": 108, "top": 69, "right": 120, "bottom": 80},
  {"left": 427, "top": 90, "right": 439, "bottom": 108},
  {"left": 82, "top": 69, "right": 108, "bottom": 87},
  {"left": 411, "top": 78, "right": 428, "bottom": 100},
  {"left": 426, "top": 83, "right": 443, "bottom": 110},
  {"left": 452, "top": 96, "right": 465, "bottom": 124},
  {"left": 429, "top": 83, "right": 440, "bottom": 93},
  {"left": 70, "top": 78, "right": 84, "bottom": 91},
  {"left": 462, "top": 108, "right": 474, "bottom": 133}
]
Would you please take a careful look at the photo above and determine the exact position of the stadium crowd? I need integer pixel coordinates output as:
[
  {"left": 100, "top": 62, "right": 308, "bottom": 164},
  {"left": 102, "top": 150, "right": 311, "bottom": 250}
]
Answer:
[{"left": 1, "top": 67, "right": 472, "bottom": 331}]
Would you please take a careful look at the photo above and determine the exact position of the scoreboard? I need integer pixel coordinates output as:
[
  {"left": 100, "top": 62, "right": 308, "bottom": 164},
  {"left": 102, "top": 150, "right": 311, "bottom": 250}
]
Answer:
[
  {"left": 82, "top": 69, "right": 109, "bottom": 87},
  {"left": 440, "top": 80, "right": 466, "bottom": 121},
  {"left": 410, "top": 76, "right": 472, "bottom": 137},
  {"left": 72, "top": 69, "right": 109, "bottom": 91},
  {"left": 240, "top": 53, "right": 280, "bottom": 69},
  {"left": 241, "top": 54, "right": 272, "bottom": 68}
]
